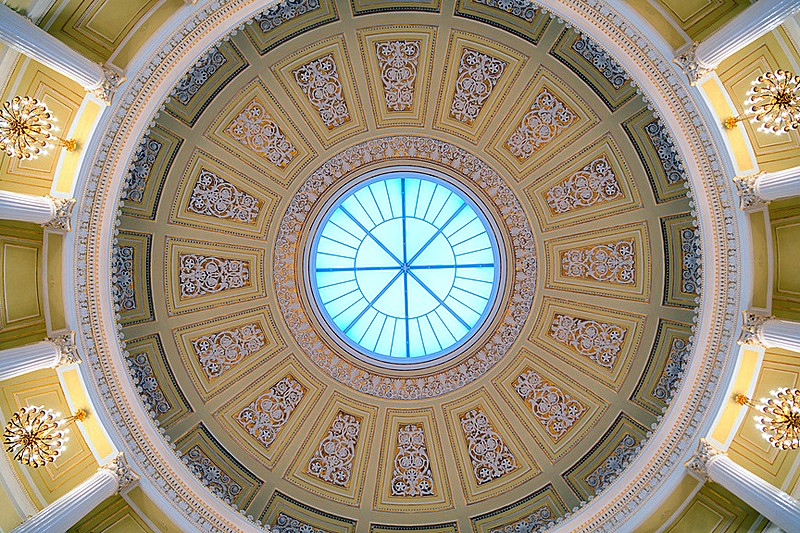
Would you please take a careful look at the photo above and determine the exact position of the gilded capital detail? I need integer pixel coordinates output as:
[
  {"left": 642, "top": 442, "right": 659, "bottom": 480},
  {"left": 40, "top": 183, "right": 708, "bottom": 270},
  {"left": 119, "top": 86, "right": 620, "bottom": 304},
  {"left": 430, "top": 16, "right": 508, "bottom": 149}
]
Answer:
[
  {"left": 103, "top": 453, "right": 139, "bottom": 492},
  {"left": 673, "top": 43, "right": 711, "bottom": 86},
  {"left": 738, "top": 311, "right": 771, "bottom": 347},
  {"left": 732, "top": 174, "right": 766, "bottom": 210},
  {"left": 685, "top": 438, "right": 725, "bottom": 481},
  {"left": 49, "top": 331, "right": 81, "bottom": 366},
  {"left": 43, "top": 196, "right": 75, "bottom": 232}
]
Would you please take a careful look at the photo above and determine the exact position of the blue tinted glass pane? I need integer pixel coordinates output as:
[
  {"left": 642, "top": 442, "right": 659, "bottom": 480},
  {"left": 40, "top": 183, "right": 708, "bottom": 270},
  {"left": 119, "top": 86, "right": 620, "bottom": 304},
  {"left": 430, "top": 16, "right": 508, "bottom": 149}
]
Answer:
[{"left": 312, "top": 170, "right": 499, "bottom": 363}]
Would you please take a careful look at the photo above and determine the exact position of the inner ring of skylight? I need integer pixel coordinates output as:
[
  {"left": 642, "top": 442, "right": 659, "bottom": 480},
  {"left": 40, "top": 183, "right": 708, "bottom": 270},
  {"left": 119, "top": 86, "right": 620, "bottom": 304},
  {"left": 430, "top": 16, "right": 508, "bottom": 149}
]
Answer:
[{"left": 309, "top": 168, "right": 501, "bottom": 364}]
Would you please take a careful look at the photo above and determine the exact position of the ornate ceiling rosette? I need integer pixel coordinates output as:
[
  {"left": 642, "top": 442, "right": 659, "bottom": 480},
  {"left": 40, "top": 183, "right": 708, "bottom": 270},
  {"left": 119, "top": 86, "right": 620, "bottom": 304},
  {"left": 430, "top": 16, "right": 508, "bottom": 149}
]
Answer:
[
  {"left": 275, "top": 136, "right": 535, "bottom": 398},
  {"left": 69, "top": 0, "right": 739, "bottom": 532}
]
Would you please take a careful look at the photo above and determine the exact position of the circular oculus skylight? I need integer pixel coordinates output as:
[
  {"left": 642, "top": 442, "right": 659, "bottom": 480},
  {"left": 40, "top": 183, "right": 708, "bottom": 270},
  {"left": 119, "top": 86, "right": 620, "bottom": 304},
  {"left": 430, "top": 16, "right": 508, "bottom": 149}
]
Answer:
[{"left": 310, "top": 169, "right": 500, "bottom": 364}]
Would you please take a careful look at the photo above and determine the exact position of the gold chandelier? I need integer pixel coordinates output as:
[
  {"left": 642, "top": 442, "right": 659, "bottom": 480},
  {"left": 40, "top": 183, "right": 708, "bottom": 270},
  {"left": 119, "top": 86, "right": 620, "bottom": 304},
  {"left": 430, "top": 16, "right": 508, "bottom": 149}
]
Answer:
[
  {"left": 3, "top": 406, "right": 87, "bottom": 467},
  {"left": 725, "top": 70, "right": 800, "bottom": 134},
  {"left": 0, "top": 96, "right": 77, "bottom": 160},
  {"left": 736, "top": 389, "right": 800, "bottom": 450}
]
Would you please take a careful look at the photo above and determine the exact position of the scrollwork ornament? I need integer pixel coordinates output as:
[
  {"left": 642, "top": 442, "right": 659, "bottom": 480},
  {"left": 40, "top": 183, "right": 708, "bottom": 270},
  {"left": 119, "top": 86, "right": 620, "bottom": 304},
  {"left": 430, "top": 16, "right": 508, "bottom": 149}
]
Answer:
[{"left": 737, "top": 311, "right": 771, "bottom": 347}]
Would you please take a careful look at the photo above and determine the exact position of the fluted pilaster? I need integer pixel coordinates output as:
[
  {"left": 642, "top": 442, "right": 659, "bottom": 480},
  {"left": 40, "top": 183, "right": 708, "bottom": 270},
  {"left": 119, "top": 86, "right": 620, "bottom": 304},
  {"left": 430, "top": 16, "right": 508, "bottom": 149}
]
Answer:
[
  {"left": 0, "top": 191, "right": 75, "bottom": 231},
  {"left": 686, "top": 439, "right": 800, "bottom": 533},
  {"left": 0, "top": 4, "right": 123, "bottom": 104},
  {"left": 675, "top": 0, "right": 800, "bottom": 84},
  {"left": 0, "top": 333, "right": 79, "bottom": 381}
]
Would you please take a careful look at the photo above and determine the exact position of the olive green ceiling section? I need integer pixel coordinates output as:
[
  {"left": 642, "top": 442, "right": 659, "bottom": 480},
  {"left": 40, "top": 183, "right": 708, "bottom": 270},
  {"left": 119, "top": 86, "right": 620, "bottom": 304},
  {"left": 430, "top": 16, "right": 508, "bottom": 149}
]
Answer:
[
  {"left": 68, "top": 495, "right": 155, "bottom": 533},
  {"left": 113, "top": 1, "right": 700, "bottom": 528}
]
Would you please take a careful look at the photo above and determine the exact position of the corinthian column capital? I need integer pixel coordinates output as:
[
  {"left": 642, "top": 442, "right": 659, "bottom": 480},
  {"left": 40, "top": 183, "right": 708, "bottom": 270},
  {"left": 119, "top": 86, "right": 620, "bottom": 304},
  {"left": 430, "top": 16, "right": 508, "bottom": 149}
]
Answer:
[
  {"left": 737, "top": 311, "right": 772, "bottom": 347},
  {"left": 685, "top": 438, "right": 726, "bottom": 481}
]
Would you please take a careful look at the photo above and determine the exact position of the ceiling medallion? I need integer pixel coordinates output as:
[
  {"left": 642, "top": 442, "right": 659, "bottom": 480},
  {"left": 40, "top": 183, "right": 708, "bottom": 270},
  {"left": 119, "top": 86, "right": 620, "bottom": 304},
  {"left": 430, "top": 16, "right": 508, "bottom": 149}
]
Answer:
[{"left": 275, "top": 136, "right": 535, "bottom": 398}]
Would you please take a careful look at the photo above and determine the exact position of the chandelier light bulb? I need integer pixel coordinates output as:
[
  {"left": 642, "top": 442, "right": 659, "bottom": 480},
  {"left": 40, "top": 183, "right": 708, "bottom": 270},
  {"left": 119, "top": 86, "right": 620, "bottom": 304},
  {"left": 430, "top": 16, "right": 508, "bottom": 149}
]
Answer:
[
  {"left": 0, "top": 96, "right": 77, "bottom": 159},
  {"left": 736, "top": 389, "right": 800, "bottom": 450},
  {"left": 3, "top": 406, "right": 87, "bottom": 468}
]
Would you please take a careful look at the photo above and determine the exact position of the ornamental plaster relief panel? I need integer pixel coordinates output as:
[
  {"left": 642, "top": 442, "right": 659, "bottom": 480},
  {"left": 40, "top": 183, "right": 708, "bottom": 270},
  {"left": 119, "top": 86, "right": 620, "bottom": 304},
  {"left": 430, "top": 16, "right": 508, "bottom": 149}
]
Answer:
[
  {"left": 271, "top": 35, "right": 367, "bottom": 148},
  {"left": 470, "top": 484, "right": 567, "bottom": 533},
  {"left": 622, "top": 109, "right": 689, "bottom": 204},
  {"left": 169, "top": 149, "right": 280, "bottom": 239},
  {"left": 205, "top": 78, "right": 315, "bottom": 188},
  {"left": 164, "top": 237, "right": 265, "bottom": 315},
  {"left": 124, "top": 334, "right": 193, "bottom": 430},
  {"left": 260, "top": 490, "right": 356, "bottom": 533},
  {"left": 287, "top": 392, "right": 378, "bottom": 506},
  {"left": 375, "top": 408, "right": 452, "bottom": 512},
  {"left": 487, "top": 67, "right": 600, "bottom": 179},
  {"left": 434, "top": 31, "right": 526, "bottom": 143},
  {"left": 165, "top": 41, "right": 249, "bottom": 127},
  {"left": 630, "top": 320, "right": 693, "bottom": 416},
  {"left": 454, "top": 0, "right": 550, "bottom": 46},
  {"left": 357, "top": 26, "right": 437, "bottom": 128},
  {"left": 214, "top": 355, "right": 324, "bottom": 470},
  {"left": 492, "top": 348, "right": 607, "bottom": 462},
  {"left": 661, "top": 213, "right": 702, "bottom": 308},
  {"left": 174, "top": 423, "right": 262, "bottom": 510},
  {"left": 544, "top": 222, "right": 651, "bottom": 301},
  {"left": 441, "top": 389, "right": 539, "bottom": 504},
  {"left": 243, "top": 0, "right": 339, "bottom": 55},
  {"left": 524, "top": 134, "right": 642, "bottom": 231},
  {"left": 562, "top": 414, "right": 646, "bottom": 501},
  {"left": 549, "top": 29, "right": 636, "bottom": 112},
  {"left": 121, "top": 124, "right": 183, "bottom": 220},
  {"left": 113, "top": 232, "right": 153, "bottom": 326},
  {"left": 530, "top": 297, "right": 645, "bottom": 391},
  {"left": 172, "top": 306, "right": 284, "bottom": 401}
]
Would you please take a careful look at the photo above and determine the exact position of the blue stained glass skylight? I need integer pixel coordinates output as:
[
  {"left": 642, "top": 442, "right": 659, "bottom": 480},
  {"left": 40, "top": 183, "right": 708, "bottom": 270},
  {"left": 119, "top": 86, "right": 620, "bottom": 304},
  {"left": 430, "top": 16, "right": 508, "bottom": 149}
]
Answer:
[{"left": 310, "top": 170, "right": 499, "bottom": 363}]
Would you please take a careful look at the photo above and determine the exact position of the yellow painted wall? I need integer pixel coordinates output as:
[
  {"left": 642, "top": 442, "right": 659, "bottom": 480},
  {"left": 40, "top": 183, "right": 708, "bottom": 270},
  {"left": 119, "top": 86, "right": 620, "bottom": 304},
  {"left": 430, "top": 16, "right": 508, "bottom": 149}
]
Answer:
[
  {"left": 0, "top": 220, "right": 46, "bottom": 351},
  {"left": 654, "top": 0, "right": 749, "bottom": 41},
  {"left": 68, "top": 495, "right": 156, "bottom": 532},
  {"left": 664, "top": 483, "right": 763, "bottom": 532},
  {"left": 768, "top": 197, "right": 800, "bottom": 321}
]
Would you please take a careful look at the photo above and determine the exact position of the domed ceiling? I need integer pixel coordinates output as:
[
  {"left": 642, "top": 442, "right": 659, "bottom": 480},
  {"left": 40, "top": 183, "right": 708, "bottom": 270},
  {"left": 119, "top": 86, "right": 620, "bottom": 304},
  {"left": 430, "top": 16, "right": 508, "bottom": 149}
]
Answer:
[{"left": 103, "top": 0, "right": 707, "bottom": 530}]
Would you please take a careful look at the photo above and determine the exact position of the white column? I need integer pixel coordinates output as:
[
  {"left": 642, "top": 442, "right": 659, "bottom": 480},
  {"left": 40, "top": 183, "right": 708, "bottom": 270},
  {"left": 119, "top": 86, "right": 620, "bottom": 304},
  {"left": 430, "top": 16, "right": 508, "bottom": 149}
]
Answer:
[
  {"left": 733, "top": 167, "right": 800, "bottom": 209},
  {"left": 0, "top": 191, "right": 75, "bottom": 231},
  {"left": 12, "top": 454, "right": 138, "bottom": 533},
  {"left": 0, "top": 333, "right": 79, "bottom": 381},
  {"left": 738, "top": 311, "right": 800, "bottom": 352},
  {"left": 675, "top": 0, "right": 800, "bottom": 85},
  {"left": 0, "top": 4, "right": 122, "bottom": 104},
  {"left": 686, "top": 439, "right": 800, "bottom": 533}
]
